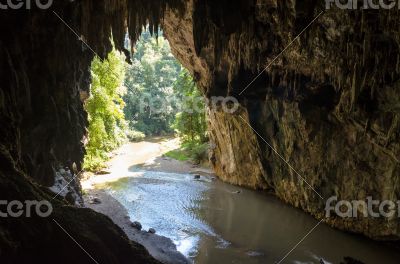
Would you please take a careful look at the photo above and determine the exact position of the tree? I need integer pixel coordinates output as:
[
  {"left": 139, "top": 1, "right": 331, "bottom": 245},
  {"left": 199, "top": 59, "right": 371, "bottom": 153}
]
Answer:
[
  {"left": 123, "top": 31, "right": 182, "bottom": 136},
  {"left": 172, "top": 69, "right": 207, "bottom": 145},
  {"left": 123, "top": 30, "right": 209, "bottom": 163},
  {"left": 84, "top": 49, "right": 127, "bottom": 171}
]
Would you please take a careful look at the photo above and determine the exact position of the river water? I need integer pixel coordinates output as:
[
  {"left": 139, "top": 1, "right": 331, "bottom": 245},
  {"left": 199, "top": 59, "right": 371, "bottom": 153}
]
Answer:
[{"left": 98, "top": 170, "right": 400, "bottom": 264}]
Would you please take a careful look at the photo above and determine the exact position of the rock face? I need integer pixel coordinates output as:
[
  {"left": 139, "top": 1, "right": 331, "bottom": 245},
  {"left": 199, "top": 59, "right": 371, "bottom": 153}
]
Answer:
[
  {"left": 207, "top": 106, "right": 268, "bottom": 189},
  {"left": 0, "top": 0, "right": 399, "bottom": 261},
  {"left": 0, "top": 1, "right": 169, "bottom": 262},
  {"left": 162, "top": 0, "right": 400, "bottom": 240}
]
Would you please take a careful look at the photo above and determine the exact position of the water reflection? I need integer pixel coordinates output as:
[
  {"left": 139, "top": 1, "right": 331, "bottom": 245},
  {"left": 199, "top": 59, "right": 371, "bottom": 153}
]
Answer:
[{"left": 98, "top": 171, "right": 400, "bottom": 264}]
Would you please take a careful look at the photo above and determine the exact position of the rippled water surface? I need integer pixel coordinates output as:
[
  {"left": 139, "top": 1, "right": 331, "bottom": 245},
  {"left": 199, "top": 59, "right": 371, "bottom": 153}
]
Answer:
[{"left": 99, "top": 170, "right": 400, "bottom": 264}]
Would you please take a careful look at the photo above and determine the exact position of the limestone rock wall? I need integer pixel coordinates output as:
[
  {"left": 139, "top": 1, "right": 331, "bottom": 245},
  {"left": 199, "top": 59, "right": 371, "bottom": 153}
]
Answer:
[
  {"left": 1, "top": 1, "right": 400, "bottom": 262},
  {"left": 207, "top": 106, "right": 268, "bottom": 189},
  {"left": 0, "top": 0, "right": 172, "bottom": 262},
  {"left": 162, "top": 0, "right": 400, "bottom": 240}
]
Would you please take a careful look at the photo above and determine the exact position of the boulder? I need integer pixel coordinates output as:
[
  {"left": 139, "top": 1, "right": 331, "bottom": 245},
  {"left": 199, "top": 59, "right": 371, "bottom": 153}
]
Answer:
[{"left": 131, "top": 221, "right": 142, "bottom": 231}]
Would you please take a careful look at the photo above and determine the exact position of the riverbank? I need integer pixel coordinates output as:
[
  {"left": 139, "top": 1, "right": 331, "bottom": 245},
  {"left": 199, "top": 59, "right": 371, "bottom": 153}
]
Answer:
[
  {"left": 81, "top": 137, "right": 212, "bottom": 189},
  {"left": 80, "top": 137, "right": 400, "bottom": 264},
  {"left": 84, "top": 189, "right": 190, "bottom": 264},
  {"left": 81, "top": 137, "right": 213, "bottom": 264}
]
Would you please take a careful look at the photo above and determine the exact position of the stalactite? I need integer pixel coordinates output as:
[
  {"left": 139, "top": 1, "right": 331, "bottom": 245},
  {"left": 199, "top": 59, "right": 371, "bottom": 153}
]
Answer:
[{"left": 2, "top": 0, "right": 400, "bottom": 252}]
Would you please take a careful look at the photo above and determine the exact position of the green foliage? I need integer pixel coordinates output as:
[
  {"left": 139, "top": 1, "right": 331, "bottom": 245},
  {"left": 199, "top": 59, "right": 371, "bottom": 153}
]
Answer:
[
  {"left": 164, "top": 149, "right": 190, "bottom": 161},
  {"left": 84, "top": 49, "right": 127, "bottom": 171},
  {"left": 126, "top": 129, "right": 146, "bottom": 142},
  {"left": 172, "top": 69, "right": 207, "bottom": 145},
  {"left": 164, "top": 142, "right": 209, "bottom": 164},
  {"left": 170, "top": 70, "right": 208, "bottom": 164},
  {"left": 124, "top": 31, "right": 182, "bottom": 136},
  {"left": 124, "top": 30, "right": 209, "bottom": 164},
  {"left": 187, "top": 142, "right": 209, "bottom": 162}
]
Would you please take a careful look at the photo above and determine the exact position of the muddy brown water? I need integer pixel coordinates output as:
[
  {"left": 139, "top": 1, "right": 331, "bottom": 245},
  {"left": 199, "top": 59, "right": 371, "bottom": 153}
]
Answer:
[{"left": 98, "top": 170, "right": 400, "bottom": 264}]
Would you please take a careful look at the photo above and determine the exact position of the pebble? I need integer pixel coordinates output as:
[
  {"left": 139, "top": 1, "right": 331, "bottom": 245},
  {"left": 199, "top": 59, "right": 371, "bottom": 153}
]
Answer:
[
  {"left": 148, "top": 228, "right": 156, "bottom": 234},
  {"left": 246, "top": 251, "right": 264, "bottom": 257},
  {"left": 90, "top": 197, "right": 102, "bottom": 204},
  {"left": 131, "top": 221, "right": 142, "bottom": 230},
  {"left": 194, "top": 174, "right": 201, "bottom": 179},
  {"left": 96, "top": 170, "right": 111, "bottom": 175}
]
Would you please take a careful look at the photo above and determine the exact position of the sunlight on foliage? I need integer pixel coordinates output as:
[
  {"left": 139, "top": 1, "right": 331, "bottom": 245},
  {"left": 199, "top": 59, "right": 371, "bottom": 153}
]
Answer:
[
  {"left": 124, "top": 30, "right": 209, "bottom": 163},
  {"left": 84, "top": 31, "right": 209, "bottom": 169},
  {"left": 84, "top": 49, "right": 128, "bottom": 171},
  {"left": 124, "top": 31, "right": 182, "bottom": 135},
  {"left": 172, "top": 69, "right": 207, "bottom": 145}
]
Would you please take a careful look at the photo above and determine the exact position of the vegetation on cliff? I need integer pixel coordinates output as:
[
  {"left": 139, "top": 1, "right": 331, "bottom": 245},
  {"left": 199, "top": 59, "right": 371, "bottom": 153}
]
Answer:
[
  {"left": 123, "top": 31, "right": 182, "bottom": 136},
  {"left": 83, "top": 49, "right": 128, "bottom": 171},
  {"left": 166, "top": 69, "right": 208, "bottom": 163},
  {"left": 123, "top": 31, "right": 209, "bottom": 163},
  {"left": 83, "top": 33, "right": 209, "bottom": 170}
]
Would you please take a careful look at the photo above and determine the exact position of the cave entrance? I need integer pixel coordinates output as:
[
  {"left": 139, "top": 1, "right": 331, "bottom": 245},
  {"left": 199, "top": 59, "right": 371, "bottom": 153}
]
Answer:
[
  {"left": 82, "top": 29, "right": 209, "bottom": 174},
  {"left": 3, "top": 1, "right": 400, "bottom": 263},
  {"left": 81, "top": 29, "right": 212, "bottom": 261}
]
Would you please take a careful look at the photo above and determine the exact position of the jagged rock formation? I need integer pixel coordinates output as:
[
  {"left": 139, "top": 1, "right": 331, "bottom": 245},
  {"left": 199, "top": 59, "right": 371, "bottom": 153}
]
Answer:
[
  {"left": 0, "top": 0, "right": 399, "bottom": 262},
  {"left": 162, "top": 0, "right": 400, "bottom": 240},
  {"left": 0, "top": 1, "right": 172, "bottom": 263}
]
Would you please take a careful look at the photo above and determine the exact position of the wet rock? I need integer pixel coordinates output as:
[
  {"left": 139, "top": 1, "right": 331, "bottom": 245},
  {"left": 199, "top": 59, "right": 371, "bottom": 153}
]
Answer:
[
  {"left": 148, "top": 228, "right": 156, "bottom": 234},
  {"left": 90, "top": 197, "right": 102, "bottom": 204},
  {"left": 340, "top": 257, "right": 365, "bottom": 264},
  {"left": 1, "top": 1, "right": 399, "bottom": 261},
  {"left": 194, "top": 174, "right": 201, "bottom": 179},
  {"left": 163, "top": 0, "right": 400, "bottom": 240},
  {"left": 246, "top": 251, "right": 264, "bottom": 257},
  {"left": 131, "top": 221, "right": 142, "bottom": 231},
  {"left": 65, "top": 192, "right": 76, "bottom": 205},
  {"left": 96, "top": 170, "right": 111, "bottom": 175}
]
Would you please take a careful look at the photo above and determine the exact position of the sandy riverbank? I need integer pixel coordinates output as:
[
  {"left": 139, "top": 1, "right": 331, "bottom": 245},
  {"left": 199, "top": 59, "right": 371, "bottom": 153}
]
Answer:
[
  {"left": 82, "top": 137, "right": 214, "bottom": 264},
  {"left": 81, "top": 137, "right": 212, "bottom": 189},
  {"left": 84, "top": 189, "right": 190, "bottom": 264}
]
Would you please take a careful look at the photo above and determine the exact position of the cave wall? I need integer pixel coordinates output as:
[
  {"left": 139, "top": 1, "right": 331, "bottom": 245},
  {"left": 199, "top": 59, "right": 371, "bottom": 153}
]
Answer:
[
  {"left": 162, "top": 0, "right": 400, "bottom": 240},
  {"left": 0, "top": 0, "right": 172, "bottom": 262},
  {"left": 1, "top": 0, "right": 400, "bottom": 261}
]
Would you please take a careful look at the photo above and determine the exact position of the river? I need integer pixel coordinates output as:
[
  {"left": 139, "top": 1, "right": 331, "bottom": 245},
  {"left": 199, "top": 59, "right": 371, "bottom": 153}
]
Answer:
[{"left": 96, "top": 169, "right": 400, "bottom": 264}]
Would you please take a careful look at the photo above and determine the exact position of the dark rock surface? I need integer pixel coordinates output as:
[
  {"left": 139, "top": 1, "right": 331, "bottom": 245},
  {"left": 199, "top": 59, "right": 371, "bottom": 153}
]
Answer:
[
  {"left": 84, "top": 189, "right": 190, "bottom": 264},
  {"left": 0, "top": 0, "right": 399, "bottom": 262},
  {"left": 0, "top": 1, "right": 174, "bottom": 263},
  {"left": 131, "top": 221, "right": 143, "bottom": 230},
  {"left": 162, "top": 0, "right": 400, "bottom": 240}
]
